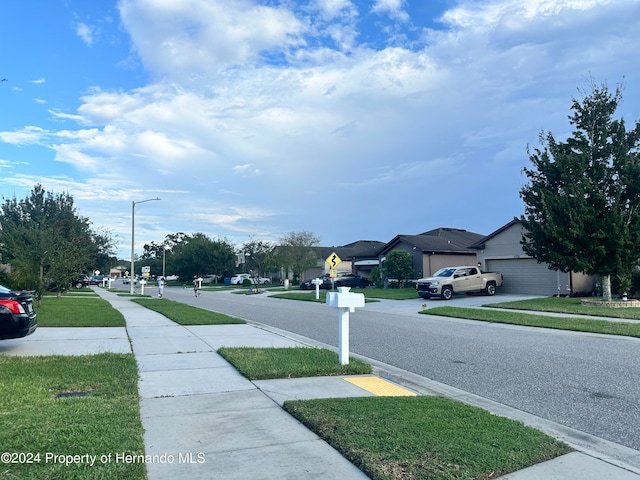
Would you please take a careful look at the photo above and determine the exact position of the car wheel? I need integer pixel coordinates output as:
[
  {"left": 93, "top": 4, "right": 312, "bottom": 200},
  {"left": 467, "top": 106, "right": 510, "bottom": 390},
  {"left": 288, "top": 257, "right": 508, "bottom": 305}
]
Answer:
[
  {"left": 75, "top": 282, "right": 83, "bottom": 289},
  {"left": 485, "top": 282, "right": 496, "bottom": 296},
  {"left": 441, "top": 286, "right": 453, "bottom": 300}
]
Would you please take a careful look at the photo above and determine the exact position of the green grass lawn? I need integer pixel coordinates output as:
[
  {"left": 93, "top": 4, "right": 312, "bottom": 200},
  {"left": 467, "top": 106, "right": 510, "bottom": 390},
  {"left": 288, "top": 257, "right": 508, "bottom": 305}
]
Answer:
[
  {"left": 220, "top": 347, "right": 571, "bottom": 479},
  {"left": 0, "top": 353, "right": 145, "bottom": 480},
  {"left": 285, "top": 397, "right": 570, "bottom": 480},
  {"left": 271, "top": 287, "right": 418, "bottom": 302},
  {"left": 131, "top": 298, "right": 245, "bottom": 325},
  {"left": 269, "top": 290, "right": 385, "bottom": 303},
  {"left": 486, "top": 296, "right": 640, "bottom": 319},
  {"left": 422, "top": 306, "right": 640, "bottom": 337},
  {"left": 218, "top": 347, "right": 372, "bottom": 379},
  {"left": 36, "top": 297, "right": 126, "bottom": 327}
]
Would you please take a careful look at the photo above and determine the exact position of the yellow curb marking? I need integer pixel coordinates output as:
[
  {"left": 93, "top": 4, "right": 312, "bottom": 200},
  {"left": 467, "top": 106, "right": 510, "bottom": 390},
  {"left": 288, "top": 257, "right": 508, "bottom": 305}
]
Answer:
[{"left": 343, "top": 376, "right": 417, "bottom": 397}]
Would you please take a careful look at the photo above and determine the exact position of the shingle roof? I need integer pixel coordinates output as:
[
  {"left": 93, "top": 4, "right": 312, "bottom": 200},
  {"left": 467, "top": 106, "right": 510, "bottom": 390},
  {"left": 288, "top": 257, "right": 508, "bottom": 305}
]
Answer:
[{"left": 380, "top": 228, "right": 486, "bottom": 255}]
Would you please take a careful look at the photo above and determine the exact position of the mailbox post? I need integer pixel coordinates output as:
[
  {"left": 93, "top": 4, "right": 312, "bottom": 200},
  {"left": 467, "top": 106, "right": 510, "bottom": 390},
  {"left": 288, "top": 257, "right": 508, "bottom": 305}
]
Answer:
[
  {"left": 326, "top": 287, "right": 365, "bottom": 365},
  {"left": 140, "top": 279, "right": 147, "bottom": 295},
  {"left": 311, "top": 277, "right": 323, "bottom": 299}
]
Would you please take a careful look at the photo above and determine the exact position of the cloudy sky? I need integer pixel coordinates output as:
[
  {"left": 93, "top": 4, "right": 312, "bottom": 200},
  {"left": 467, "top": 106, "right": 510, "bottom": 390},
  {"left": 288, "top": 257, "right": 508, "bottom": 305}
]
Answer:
[{"left": 1, "top": 0, "right": 638, "bottom": 259}]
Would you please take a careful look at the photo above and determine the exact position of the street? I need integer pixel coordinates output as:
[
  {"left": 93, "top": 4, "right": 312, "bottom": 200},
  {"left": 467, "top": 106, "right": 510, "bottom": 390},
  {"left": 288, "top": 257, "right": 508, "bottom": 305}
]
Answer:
[{"left": 161, "top": 286, "right": 640, "bottom": 453}]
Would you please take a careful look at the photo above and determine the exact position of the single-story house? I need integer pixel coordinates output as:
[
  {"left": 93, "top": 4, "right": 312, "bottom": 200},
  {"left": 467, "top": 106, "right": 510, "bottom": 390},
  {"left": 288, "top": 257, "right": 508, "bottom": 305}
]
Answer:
[
  {"left": 470, "top": 219, "right": 596, "bottom": 296},
  {"left": 377, "top": 228, "right": 486, "bottom": 279},
  {"left": 300, "top": 241, "right": 385, "bottom": 281}
]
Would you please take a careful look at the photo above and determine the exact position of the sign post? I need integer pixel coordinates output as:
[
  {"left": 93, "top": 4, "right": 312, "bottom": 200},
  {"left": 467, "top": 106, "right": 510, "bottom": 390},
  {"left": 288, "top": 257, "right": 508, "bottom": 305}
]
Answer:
[{"left": 326, "top": 287, "right": 365, "bottom": 365}]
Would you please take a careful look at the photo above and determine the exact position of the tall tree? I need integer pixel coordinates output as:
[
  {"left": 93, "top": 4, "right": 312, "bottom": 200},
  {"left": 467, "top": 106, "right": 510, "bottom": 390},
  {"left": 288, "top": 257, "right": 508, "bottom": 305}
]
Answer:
[
  {"left": 520, "top": 82, "right": 640, "bottom": 301},
  {"left": 169, "top": 233, "right": 235, "bottom": 280},
  {"left": 268, "top": 231, "right": 320, "bottom": 282},
  {"left": 239, "top": 239, "right": 275, "bottom": 276},
  {"left": 0, "top": 185, "right": 112, "bottom": 299}
]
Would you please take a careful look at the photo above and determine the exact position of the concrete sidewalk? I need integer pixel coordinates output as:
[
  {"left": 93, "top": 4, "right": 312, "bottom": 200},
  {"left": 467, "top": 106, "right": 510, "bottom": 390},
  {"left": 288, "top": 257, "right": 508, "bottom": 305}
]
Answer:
[{"left": 5, "top": 287, "right": 640, "bottom": 479}]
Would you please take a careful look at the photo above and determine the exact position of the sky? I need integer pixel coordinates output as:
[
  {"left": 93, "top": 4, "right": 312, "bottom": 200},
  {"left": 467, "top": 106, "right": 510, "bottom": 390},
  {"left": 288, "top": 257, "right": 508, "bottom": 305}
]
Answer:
[{"left": 1, "top": 0, "right": 639, "bottom": 259}]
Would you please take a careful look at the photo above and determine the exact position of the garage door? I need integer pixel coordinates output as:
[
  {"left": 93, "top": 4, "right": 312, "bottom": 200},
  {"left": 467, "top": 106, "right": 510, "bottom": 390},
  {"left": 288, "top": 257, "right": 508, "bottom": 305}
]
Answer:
[{"left": 486, "top": 258, "right": 570, "bottom": 296}]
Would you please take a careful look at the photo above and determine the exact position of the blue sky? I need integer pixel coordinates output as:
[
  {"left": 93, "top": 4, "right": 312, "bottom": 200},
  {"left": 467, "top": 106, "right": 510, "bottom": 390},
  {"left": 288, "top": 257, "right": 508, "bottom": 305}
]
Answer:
[{"left": 1, "top": 0, "right": 639, "bottom": 259}]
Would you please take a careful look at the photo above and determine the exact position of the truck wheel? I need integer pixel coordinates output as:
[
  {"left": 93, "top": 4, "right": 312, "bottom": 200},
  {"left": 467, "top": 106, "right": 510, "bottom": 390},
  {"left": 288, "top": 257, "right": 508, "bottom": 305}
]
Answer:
[
  {"left": 441, "top": 286, "right": 453, "bottom": 300},
  {"left": 485, "top": 282, "right": 496, "bottom": 296}
]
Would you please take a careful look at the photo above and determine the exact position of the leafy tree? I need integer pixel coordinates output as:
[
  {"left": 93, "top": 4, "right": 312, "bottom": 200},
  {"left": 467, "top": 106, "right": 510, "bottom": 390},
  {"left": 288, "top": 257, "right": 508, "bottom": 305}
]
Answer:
[
  {"left": 169, "top": 233, "right": 235, "bottom": 280},
  {"left": 0, "top": 184, "right": 113, "bottom": 300},
  {"left": 239, "top": 239, "right": 275, "bottom": 276},
  {"left": 381, "top": 250, "right": 414, "bottom": 287},
  {"left": 268, "top": 231, "right": 320, "bottom": 282},
  {"left": 520, "top": 81, "right": 640, "bottom": 301}
]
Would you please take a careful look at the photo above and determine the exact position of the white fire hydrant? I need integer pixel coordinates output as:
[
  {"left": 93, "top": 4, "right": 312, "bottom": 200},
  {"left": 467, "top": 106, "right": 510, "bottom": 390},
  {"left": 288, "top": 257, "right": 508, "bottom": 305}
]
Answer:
[{"left": 326, "top": 287, "right": 365, "bottom": 365}]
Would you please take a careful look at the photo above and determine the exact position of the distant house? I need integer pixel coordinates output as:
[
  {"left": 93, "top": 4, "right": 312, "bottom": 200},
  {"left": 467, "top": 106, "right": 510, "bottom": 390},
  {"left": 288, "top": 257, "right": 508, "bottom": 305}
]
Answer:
[
  {"left": 470, "top": 219, "right": 595, "bottom": 296},
  {"left": 300, "top": 240, "right": 385, "bottom": 281},
  {"left": 377, "top": 228, "right": 486, "bottom": 279}
]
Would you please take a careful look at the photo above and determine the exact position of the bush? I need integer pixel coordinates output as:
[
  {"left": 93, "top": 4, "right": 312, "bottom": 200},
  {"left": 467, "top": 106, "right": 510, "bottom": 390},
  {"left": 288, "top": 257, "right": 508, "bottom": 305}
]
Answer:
[{"left": 242, "top": 278, "right": 252, "bottom": 287}]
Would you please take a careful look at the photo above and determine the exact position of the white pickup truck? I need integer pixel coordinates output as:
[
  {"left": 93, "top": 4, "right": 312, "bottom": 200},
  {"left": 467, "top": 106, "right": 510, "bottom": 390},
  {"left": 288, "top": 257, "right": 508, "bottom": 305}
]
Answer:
[{"left": 416, "top": 266, "right": 503, "bottom": 300}]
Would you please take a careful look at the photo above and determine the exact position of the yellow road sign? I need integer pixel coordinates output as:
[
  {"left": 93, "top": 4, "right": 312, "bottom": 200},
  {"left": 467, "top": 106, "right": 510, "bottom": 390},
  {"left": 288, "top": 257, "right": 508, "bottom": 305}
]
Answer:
[{"left": 326, "top": 252, "right": 342, "bottom": 268}]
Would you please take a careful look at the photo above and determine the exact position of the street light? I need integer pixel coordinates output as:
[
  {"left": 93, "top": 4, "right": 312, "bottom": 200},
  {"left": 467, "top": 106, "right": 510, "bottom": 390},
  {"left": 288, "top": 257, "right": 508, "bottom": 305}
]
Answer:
[{"left": 130, "top": 197, "right": 161, "bottom": 294}]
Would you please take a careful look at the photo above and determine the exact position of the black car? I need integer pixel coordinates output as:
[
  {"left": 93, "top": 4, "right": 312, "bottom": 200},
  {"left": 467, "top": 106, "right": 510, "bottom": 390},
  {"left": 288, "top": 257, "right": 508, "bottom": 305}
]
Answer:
[
  {"left": 300, "top": 274, "right": 332, "bottom": 290},
  {"left": 74, "top": 274, "right": 90, "bottom": 289},
  {"left": 333, "top": 273, "right": 370, "bottom": 288},
  {"left": 88, "top": 275, "right": 106, "bottom": 285},
  {"left": 0, "top": 285, "right": 37, "bottom": 340}
]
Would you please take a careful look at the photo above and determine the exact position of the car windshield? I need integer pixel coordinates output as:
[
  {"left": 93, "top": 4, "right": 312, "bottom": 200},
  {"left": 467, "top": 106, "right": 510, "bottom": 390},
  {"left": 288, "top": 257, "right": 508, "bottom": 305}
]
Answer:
[
  {"left": 433, "top": 268, "right": 456, "bottom": 277},
  {"left": 0, "top": 285, "right": 11, "bottom": 293}
]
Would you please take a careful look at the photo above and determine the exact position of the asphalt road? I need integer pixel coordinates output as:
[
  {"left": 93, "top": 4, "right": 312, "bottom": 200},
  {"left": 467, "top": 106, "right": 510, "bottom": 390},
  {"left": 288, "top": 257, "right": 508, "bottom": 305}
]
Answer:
[{"left": 161, "top": 285, "right": 640, "bottom": 452}]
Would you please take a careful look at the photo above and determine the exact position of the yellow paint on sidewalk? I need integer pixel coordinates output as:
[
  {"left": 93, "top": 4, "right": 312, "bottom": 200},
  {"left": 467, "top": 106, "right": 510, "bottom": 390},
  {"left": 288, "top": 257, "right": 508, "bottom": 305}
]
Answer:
[{"left": 343, "top": 376, "right": 417, "bottom": 397}]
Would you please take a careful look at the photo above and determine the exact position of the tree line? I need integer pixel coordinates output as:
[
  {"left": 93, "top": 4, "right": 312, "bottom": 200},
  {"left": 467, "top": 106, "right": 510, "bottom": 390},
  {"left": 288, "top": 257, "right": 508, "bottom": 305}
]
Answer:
[{"left": 0, "top": 186, "right": 325, "bottom": 294}]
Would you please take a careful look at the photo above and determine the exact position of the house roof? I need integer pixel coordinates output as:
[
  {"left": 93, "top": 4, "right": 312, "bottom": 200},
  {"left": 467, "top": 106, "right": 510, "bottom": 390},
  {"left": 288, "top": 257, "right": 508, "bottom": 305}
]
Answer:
[
  {"left": 314, "top": 240, "right": 385, "bottom": 262},
  {"left": 468, "top": 218, "right": 522, "bottom": 249},
  {"left": 380, "top": 228, "right": 486, "bottom": 256}
]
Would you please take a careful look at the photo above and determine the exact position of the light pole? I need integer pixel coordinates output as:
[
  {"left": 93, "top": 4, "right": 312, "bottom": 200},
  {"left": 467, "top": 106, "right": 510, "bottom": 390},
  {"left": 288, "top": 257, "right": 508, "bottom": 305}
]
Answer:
[{"left": 130, "top": 197, "right": 161, "bottom": 294}]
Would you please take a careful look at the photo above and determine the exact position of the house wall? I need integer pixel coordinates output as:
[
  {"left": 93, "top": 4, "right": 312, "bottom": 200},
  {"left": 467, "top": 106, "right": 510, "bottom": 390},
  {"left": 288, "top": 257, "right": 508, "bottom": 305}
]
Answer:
[
  {"left": 477, "top": 222, "right": 595, "bottom": 296},
  {"left": 421, "top": 253, "right": 478, "bottom": 277}
]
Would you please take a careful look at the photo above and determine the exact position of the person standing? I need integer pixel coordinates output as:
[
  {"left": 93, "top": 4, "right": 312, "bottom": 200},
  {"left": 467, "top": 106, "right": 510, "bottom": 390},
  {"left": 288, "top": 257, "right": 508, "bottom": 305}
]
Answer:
[
  {"left": 158, "top": 276, "right": 165, "bottom": 298},
  {"left": 193, "top": 275, "right": 201, "bottom": 297}
]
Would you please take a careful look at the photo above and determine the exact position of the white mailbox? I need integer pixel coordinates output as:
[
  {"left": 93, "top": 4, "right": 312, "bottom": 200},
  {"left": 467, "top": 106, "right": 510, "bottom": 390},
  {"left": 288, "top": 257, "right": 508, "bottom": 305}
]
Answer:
[
  {"left": 326, "top": 288, "right": 365, "bottom": 312},
  {"left": 326, "top": 287, "right": 365, "bottom": 365}
]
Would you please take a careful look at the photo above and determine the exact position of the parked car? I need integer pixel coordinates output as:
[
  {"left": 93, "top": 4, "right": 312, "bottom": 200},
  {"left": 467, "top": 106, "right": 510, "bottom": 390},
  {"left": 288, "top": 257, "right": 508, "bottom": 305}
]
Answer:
[
  {"left": 88, "top": 275, "right": 106, "bottom": 285},
  {"left": 332, "top": 273, "right": 370, "bottom": 288},
  {"left": 201, "top": 274, "right": 218, "bottom": 284},
  {"left": 122, "top": 276, "right": 138, "bottom": 285},
  {"left": 73, "top": 274, "right": 90, "bottom": 289},
  {"left": 164, "top": 275, "right": 179, "bottom": 281},
  {"left": 230, "top": 273, "right": 271, "bottom": 285},
  {"left": 416, "top": 266, "right": 503, "bottom": 300},
  {"left": 0, "top": 285, "right": 37, "bottom": 340},
  {"left": 300, "top": 274, "right": 332, "bottom": 290}
]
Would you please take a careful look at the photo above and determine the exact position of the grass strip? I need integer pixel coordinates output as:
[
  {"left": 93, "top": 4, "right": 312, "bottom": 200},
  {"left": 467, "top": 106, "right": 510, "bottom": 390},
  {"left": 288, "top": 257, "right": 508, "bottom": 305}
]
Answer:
[
  {"left": 37, "top": 297, "right": 125, "bottom": 327},
  {"left": 0, "top": 353, "right": 145, "bottom": 480},
  {"left": 131, "top": 298, "right": 245, "bottom": 325},
  {"left": 271, "top": 288, "right": 417, "bottom": 301},
  {"left": 422, "top": 306, "right": 640, "bottom": 337},
  {"left": 269, "top": 291, "right": 380, "bottom": 303},
  {"left": 284, "top": 396, "right": 571, "bottom": 480},
  {"left": 486, "top": 296, "right": 640, "bottom": 319},
  {"left": 218, "top": 347, "right": 372, "bottom": 380}
]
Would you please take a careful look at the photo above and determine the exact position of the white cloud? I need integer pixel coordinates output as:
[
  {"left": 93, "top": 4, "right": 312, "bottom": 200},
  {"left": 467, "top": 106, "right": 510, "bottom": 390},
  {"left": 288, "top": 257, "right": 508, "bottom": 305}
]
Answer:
[
  {"left": 118, "top": 0, "right": 307, "bottom": 78},
  {"left": 371, "top": 0, "right": 409, "bottom": 22},
  {"left": 76, "top": 22, "right": 95, "bottom": 45}
]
